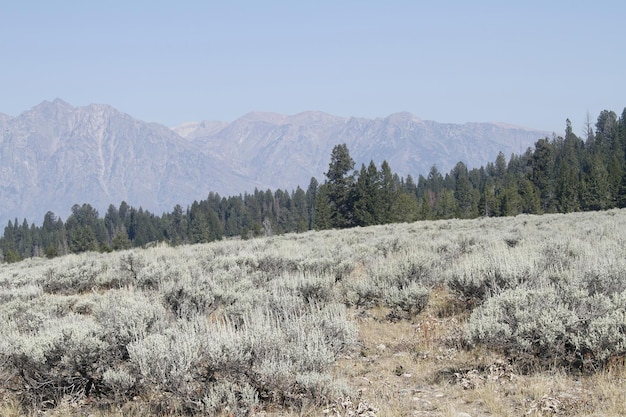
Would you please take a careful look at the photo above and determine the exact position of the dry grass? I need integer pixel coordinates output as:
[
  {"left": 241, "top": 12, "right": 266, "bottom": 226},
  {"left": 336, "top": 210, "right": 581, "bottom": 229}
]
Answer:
[
  {"left": 1, "top": 285, "right": 623, "bottom": 417},
  {"left": 6, "top": 288, "right": 622, "bottom": 417},
  {"left": 329, "top": 289, "right": 626, "bottom": 417}
]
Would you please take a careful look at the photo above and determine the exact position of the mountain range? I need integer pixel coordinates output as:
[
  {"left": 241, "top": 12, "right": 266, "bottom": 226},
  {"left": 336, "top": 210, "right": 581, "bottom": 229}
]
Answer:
[{"left": 0, "top": 99, "right": 550, "bottom": 226}]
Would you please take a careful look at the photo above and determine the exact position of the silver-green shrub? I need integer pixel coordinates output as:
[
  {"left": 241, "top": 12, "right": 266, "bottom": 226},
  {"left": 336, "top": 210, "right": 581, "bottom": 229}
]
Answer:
[
  {"left": 446, "top": 243, "right": 539, "bottom": 307},
  {"left": 202, "top": 380, "right": 258, "bottom": 417},
  {"left": 2, "top": 312, "right": 108, "bottom": 405},
  {"left": 93, "top": 290, "right": 167, "bottom": 359},
  {"left": 346, "top": 251, "right": 431, "bottom": 317},
  {"left": 466, "top": 286, "right": 626, "bottom": 370},
  {"left": 102, "top": 366, "right": 136, "bottom": 400},
  {"left": 0, "top": 284, "right": 43, "bottom": 303},
  {"left": 42, "top": 260, "right": 105, "bottom": 294},
  {"left": 4, "top": 208, "right": 626, "bottom": 414},
  {"left": 127, "top": 301, "right": 356, "bottom": 413}
]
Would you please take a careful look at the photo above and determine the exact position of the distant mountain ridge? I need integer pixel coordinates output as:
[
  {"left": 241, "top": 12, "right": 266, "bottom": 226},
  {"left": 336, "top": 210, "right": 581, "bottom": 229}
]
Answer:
[
  {"left": 0, "top": 99, "right": 251, "bottom": 226},
  {"left": 0, "top": 99, "right": 550, "bottom": 225},
  {"left": 175, "top": 110, "right": 547, "bottom": 193}
]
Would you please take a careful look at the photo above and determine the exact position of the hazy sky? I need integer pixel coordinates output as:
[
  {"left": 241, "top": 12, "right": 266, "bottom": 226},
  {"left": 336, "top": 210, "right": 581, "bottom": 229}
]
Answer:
[{"left": 1, "top": 1, "right": 624, "bottom": 133}]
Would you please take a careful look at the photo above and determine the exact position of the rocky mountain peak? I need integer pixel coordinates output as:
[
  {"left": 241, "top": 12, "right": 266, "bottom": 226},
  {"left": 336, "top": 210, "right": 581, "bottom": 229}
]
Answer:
[
  {"left": 383, "top": 111, "right": 423, "bottom": 124},
  {"left": 30, "top": 98, "right": 74, "bottom": 116}
]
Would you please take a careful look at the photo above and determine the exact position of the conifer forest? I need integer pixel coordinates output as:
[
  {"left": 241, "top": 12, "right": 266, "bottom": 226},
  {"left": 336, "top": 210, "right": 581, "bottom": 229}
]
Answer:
[{"left": 2, "top": 109, "right": 626, "bottom": 262}]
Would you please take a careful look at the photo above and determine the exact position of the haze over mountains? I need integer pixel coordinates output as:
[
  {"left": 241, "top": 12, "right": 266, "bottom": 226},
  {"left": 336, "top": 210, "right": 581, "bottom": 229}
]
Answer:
[{"left": 0, "top": 99, "right": 550, "bottom": 226}]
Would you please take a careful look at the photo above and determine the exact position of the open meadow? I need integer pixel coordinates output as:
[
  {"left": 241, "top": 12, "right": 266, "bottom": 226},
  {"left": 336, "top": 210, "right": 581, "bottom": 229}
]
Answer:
[{"left": 1, "top": 209, "right": 625, "bottom": 416}]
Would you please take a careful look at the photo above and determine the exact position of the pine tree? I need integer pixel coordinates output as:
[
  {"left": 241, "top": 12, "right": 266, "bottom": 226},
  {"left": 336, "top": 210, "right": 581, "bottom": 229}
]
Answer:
[
  {"left": 69, "top": 226, "right": 99, "bottom": 253},
  {"left": 617, "top": 170, "right": 626, "bottom": 208},
  {"left": 188, "top": 201, "right": 210, "bottom": 243},
  {"left": 530, "top": 138, "right": 556, "bottom": 212},
  {"left": 555, "top": 120, "right": 582, "bottom": 213},
  {"left": 434, "top": 189, "right": 457, "bottom": 219},
  {"left": 306, "top": 177, "right": 319, "bottom": 230},
  {"left": 393, "top": 193, "right": 419, "bottom": 223},
  {"left": 104, "top": 204, "right": 122, "bottom": 245},
  {"left": 500, "top": 179, "right": 523, "bottom": 216},
  {"left": 111, "top": 232, "right": 132, "bottom": 250},
  {"left": 167, "top": 204, "right": 187, "bottom": 245},
  {"left": 66, "top": 204, "right": 105, "bottom": 252},
  {"left": 453, "top": 162, "right": 475, "bottom": 218},
  {"left": 379, "top": 161, "right": 397, "bottom": 222},
  {"left": 581, "top": 154, "right": 610, "bottom": 211},
  {"left": 353, "top": 162, "right": 381, "bottom": 226},
  {"left": 518, "top": 178, "right": 541, "bottom": 214},
  {"left": 480, "top": 177, "right": 500, "bottom": 216},
  {"left": 313, "top": 184, "right": 332, "bottom": 230},
  {"left": 417, "top": 193, "right": 434, "bottom": 220},
  {"left": 292, "top": 186, "right": 308, "bottom": 232},
  {"left": 324, "top": 144, "right": 356, "bottom": 228}
]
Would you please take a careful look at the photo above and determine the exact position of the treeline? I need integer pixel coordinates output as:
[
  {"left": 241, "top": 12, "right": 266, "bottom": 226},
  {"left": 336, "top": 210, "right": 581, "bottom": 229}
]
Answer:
[{"left": 1, "top": 108, "right": 625, "bottom": 262}]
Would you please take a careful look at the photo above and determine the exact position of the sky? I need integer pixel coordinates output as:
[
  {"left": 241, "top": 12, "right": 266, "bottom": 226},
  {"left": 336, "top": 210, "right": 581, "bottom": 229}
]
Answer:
[{"left": 1, "top": 1, "right": 624, "bottom": 133}]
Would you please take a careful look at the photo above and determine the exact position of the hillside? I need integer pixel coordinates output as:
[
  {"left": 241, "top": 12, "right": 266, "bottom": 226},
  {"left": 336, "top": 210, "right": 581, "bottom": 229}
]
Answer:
[
  {"left": 0, "top": 100, "right": 549, "bottom": 225},
  {"left": 0, "top": 210, "right": 624, "bottom": 416}
]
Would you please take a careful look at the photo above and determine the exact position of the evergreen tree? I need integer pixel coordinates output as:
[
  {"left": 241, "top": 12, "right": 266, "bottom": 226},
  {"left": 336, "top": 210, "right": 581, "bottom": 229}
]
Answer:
[
  {"left": 206, "top": 192, "right": 222, "bottom": 217},
  {"left": 18, "top": 218, "right": 33, "bottom": 258},
  {"left": 3, "top": 248, "right": 21, "bottom": 263},
  {"left": 404, "top": 174, "right": 417, "bottom": 195},
  {"left": 427, "top": 165, "right": 444, "bottom": 194},
  {"left": 619, "top": 108, "right": 626, "bottom": 158},
  {"left": 452, "top": 162, "right": 475, "bottom": 218},
  {"left": 417, "top": 193, "right": 434, "bottom": 220},
  {"left": 292, "top": 186, "right": 308, "bottom": 232},
  {"left": 223, "top": 196, "right": 247, "bottom": 236},
  {"left": 594, "top": 110, "right": 618, "bottom": 158},
  {"left": 41, "top": 211, "right": 67, "bottom": 256},
  {"left": 273, "top": 189, "right": 292, "bottom": 233},
  {"left": 245, "top": 190, "right": 263, "bottom": 227},
  {"left": 118, "top": 201, "right": 131, "bottom": 234},
  {"left": 324, "top": 144, "right": 356, "bottom": 228},
  {"left": 555, "top": 120, "right": 582, "bottom": 213},
  {"left": 313, "top": 184, "right": 333, "bottom": 230},
  {"left": 65, "top": 204, "right": 105, "bottom": 252},
  {"left": 104, "top": 204, "right": 122, "bottom": 245},
  {"left": 519, "top": 178, "right": 541, "bottom": 214},
  {"left": 607, "top": 154, "right": 622, "bottom": 208},
  {"left": 353, "top": 162, "right": 381, "bottom": 226},
  {"left": 166, "top": 204, "right": 187, "bottom": 245},
  {"left": 305, "top": 177, "right": 318, "bottom": 230},
  {"left": 393, "top": 193, "right": 419, "bottom": 223},
  {"left": 188, "top": 201, "right": 211, "bottom": 243},
  {"left": 500, "top": 179, "right": 523, "bottom": 216},
  {"left": 111, "top": 231, "right": 132, "bottom": 250},
  {"left": 128, "top": 207, "right": 162, "bottom": 247},
  {"left": 581, "top": 154, "right": 611, "bottom": 211},
  {"left": 68, "top": 226, "right": 99, "bottom": 253},
  {"left": 480, "top": 177, "right": 500, "bottom": 216},
  {"left": 530, "top": 138, "right": 556, "bottom": 212},
  {"left": 617, "top": 170, "right": 626, "bottom": 208},
  {"left": 379, "top": 160, "right": 397, "bottom": 222},
  {"left": 2, "top": 219, "right": 16, "bottom": 255},
  {"left": 494, "top": 152, "right": 507, "bottom": 181},
  {"left": 434, "top": 189, "right": 457, "bottom": 219}
]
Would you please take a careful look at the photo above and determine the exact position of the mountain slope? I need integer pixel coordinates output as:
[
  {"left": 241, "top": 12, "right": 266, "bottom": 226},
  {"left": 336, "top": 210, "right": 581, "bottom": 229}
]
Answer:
[
  {"left": 0, "top": 100, "right": 249, "bottom": 225},
  {"left": 180, "top": 111, "right": 548, "bottom": 190},
  {"left": 0, "top": 100, "right": 549, "bottom": 226}
]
